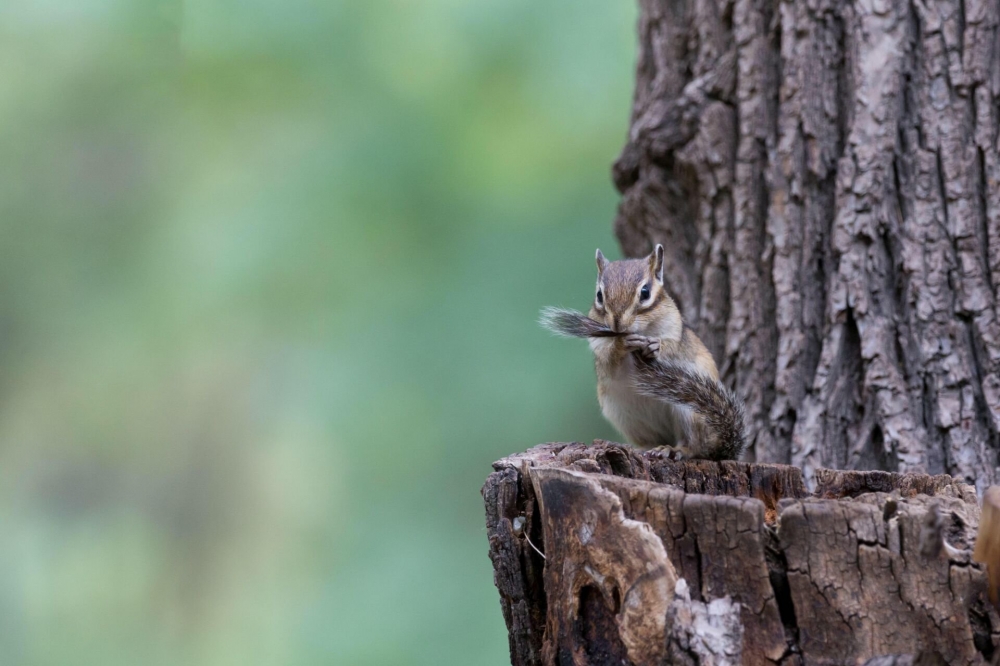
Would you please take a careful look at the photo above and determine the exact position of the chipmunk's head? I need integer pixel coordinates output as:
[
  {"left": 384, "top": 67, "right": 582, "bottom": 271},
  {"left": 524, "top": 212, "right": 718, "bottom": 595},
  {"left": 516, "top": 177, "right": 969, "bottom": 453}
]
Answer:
[{"left": 589, "top": 244, "right": 681, "bottom": 338}]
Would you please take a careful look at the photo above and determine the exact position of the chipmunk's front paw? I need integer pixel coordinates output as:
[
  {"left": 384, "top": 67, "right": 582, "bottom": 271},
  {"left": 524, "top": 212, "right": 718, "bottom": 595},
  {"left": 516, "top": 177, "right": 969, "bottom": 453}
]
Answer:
[
  {"left": 649, "top": 445, "right": 684, "bottom": 461},
  {"left": 625, "top": 334, "right": 660, "bottom": 361}
]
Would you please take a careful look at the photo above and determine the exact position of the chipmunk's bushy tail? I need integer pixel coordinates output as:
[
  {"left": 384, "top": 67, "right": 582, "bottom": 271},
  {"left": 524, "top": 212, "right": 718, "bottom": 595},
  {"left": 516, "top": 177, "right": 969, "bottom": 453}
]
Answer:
[
  {"left": 538, "top": 307, "right": 622, "bottom": 338},
  {"left": 632, "top": 358, "right": 746, "bottom": 461}
]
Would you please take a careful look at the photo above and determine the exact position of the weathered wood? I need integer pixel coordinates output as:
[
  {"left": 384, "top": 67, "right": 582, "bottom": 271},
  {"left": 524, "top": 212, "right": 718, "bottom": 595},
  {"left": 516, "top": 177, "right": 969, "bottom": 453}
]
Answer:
[
  {"left": 532, "top": 467, "right": 676, "bottom": 665},
  {"left": 484, "top": 441, "right": 1000, "bottom": 665},
  {"left": 613, "top": 0, "right": 1000, "bottom": 493}
]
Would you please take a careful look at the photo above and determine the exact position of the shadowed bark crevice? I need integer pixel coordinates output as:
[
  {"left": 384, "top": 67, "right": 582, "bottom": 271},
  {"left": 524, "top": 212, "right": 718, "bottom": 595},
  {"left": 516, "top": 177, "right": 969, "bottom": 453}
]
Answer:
[
  {"left": 969, "top": 601, "right": 995, "bottom": 662},
  {"left": 764, "top": 527, "right": 800, "bottom": 660},
  {"left": 577, "top": 586, "right": 634, "bottom": 666}
]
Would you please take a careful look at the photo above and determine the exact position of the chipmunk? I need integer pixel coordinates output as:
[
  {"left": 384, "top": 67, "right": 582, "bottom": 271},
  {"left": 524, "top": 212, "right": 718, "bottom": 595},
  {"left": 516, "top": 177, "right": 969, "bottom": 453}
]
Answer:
[{"left": 585, "top": 245, "right": 745, "bottom": 460}]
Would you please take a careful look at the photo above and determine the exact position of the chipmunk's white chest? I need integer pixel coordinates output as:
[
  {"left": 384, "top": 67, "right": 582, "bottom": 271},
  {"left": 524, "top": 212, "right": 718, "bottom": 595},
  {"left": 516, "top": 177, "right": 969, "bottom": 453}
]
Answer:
[{"left": 596, "top": 355, "right": 690, "bottom": 449}]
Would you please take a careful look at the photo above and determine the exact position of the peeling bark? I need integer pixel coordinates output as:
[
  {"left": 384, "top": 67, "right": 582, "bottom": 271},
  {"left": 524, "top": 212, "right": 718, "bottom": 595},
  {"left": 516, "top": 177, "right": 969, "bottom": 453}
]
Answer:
[
  {"left": 484, "top": 441, "right": 999, "bottom": 665},
  {"left": 614, "top": 0, "right": 1000, "bottom": 491}
]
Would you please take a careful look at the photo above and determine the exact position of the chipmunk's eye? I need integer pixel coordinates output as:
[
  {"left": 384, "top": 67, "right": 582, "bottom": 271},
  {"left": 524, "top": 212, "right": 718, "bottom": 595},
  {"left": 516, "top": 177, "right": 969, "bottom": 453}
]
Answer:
[
  {"left": 596, "top": 288, "right": 604, "bottom": 305},
  {"left": 640, "top": 283, "right": 651, "bottom": 301}
]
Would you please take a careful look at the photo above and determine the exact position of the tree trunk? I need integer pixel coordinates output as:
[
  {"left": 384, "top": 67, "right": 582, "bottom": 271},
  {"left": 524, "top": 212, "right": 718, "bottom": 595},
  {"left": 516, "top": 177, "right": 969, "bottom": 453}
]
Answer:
[
  {"left": 483, "top": 441, "right": 998, "bottom": 665},
  {"left": 484, "top": 0, "right": 1000, "bottom": 661},
  {"left": 612, "top": 0, "right": 1000, "bottom": 491}
]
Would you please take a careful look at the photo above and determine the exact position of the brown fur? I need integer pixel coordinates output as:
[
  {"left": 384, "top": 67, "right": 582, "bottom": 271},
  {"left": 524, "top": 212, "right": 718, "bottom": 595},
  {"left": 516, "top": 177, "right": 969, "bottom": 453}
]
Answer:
[
  {"left": 630, "top": 358, "right": 746, "bottom": 460},
  {"left": 587, "top": 246, "right": 744, "bottom": 460}
]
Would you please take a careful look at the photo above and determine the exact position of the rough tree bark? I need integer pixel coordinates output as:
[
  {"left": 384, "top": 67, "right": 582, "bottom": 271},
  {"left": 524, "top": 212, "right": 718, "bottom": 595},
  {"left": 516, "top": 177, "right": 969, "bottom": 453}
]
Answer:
[{"left": 612, "top": 0, "right": 1000, "bottom": 491}]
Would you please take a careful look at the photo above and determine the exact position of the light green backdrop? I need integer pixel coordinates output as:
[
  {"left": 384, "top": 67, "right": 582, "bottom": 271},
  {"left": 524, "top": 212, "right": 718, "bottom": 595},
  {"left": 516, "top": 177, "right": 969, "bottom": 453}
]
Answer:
[{"left": 0, "top": 0, "right": 637, "bottom": 663}]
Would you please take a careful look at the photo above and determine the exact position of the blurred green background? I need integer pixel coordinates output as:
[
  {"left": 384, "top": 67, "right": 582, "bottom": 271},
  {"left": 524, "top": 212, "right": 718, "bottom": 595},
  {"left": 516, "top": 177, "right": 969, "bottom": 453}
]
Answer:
[{"left": 0, "top": 0, "right": 637, "bottom": 663}]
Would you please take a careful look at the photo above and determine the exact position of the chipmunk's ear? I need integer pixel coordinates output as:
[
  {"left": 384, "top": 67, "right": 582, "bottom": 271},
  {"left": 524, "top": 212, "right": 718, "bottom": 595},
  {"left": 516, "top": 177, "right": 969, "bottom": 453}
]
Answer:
[
  {"left": 650, "top": 244, "right": 664, "bottom": 283},
  {"left": 595, "top": 249, "right": 608, "bottom": 274}
]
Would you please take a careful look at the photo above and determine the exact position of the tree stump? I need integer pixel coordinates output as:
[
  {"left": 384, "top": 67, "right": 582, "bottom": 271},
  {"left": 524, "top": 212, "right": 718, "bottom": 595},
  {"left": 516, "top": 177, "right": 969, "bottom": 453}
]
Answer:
[{"left": 483, "top": 441, "right": 999, "bottom": 665}]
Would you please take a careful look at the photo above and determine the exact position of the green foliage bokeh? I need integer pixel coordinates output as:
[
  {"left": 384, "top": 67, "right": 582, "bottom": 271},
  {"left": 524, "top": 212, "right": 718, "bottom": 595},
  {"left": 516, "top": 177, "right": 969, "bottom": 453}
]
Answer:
[{"left": 0, "top": 0, "right": 636, "bottom": 663}]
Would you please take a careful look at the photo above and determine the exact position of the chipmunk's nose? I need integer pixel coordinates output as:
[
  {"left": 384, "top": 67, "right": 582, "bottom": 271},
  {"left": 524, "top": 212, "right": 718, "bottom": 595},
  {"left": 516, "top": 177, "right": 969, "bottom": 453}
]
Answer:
[{"left": 611, "top": 314, "right": 621, "bottom": 332}]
